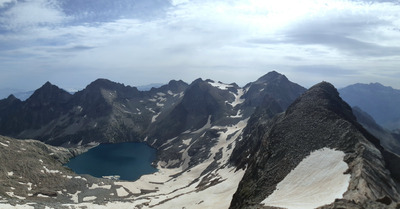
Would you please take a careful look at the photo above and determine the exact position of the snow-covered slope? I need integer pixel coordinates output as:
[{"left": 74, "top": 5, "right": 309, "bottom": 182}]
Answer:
[{"left": 261, "top": 148, "right": 350, "bottom": 209}]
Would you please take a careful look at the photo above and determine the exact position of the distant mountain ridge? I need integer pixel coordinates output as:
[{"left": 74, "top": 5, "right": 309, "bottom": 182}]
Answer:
[
  {"left": 0, "top": 83, "right": 165, "bottom": 101},
  {"left": 339, "top": 83, "right": 400, "bottom": 130},
  {"left": 1, "top": 71, "right": 400, "bottom": 208},
  {"left": 0, "top": 72, "right": 306, "bottom": 147},
  {"left": 0, "top": 79, "right": 189, "bottom": 145}
]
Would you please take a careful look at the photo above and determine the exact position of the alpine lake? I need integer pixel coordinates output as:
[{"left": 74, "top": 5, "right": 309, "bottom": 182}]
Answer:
[{"left": 66, "top": 142, "right": 158, "bottom": 181}]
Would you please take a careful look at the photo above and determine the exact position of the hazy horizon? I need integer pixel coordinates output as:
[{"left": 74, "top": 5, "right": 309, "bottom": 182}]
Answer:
[{"left": 1, "top": 72, "right": 399, "bottom": 101}]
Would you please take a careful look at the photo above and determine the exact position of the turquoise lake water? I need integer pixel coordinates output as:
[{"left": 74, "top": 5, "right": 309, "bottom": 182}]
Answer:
[{"left": 66, "top": 142, "right": 158, "bottom": 181}]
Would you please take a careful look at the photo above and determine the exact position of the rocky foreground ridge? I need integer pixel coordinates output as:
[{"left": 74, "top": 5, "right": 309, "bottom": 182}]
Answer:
[
  {"left": 0, "top": 72, "right": 399, "bottom": 208},
  {"left": 230, "top": 82, "right": 400, "bottom": 208}
]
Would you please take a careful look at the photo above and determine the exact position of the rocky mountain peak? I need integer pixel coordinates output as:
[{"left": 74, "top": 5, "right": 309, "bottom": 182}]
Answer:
[
  {"left": 167, "top": 79, "right": 187, "bottom": 89},
  {"left": 243, "top": 71, "right": 306, "bottom": 109},
  {"left": 86, "top": 78, "right": 115, "bottom": 89},
  {"left": 85, "top": 78, "right": 139, "bottom": 94},
  {"left": 150, "top": 80, "right": 188, "bottom": 93},
  {"left": 26, "top": 82, "right": 72, "bottom": 106},
  {"left": 254, "top": 70, "right": 288, "bottom": 84},
  {"left": 286, "top": 81, "right": 355, "bottom": 122},
  {"left": 5, "top": 94, "right": 19, "bottom": 102},
  {"left": 148, "top": 77, "right": 237, "bottom": 142}
]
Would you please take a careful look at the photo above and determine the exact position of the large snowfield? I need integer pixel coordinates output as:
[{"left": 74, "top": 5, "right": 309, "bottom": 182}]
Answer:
[{"left": 261, "top": 148, "right": 350, "bottom": 209}]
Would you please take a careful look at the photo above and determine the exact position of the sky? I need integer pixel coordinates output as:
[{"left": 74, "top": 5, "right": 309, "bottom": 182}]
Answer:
[{"left": 0, "top": 0, "right": 400, "bottom": 94}]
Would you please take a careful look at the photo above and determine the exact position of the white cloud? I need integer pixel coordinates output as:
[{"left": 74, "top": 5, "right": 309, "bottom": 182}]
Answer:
[
  {"left": 0, "top": 0, "right": 15, "bottom": 8},
  {"left": 1, "top": 0, "right": 400, "bottom": 90},
  {"left": 170, "top": 0, "right": 189, "bottom": 6},
  {"left": 0, "top": 0, "right": 67, "bottom": 30}
]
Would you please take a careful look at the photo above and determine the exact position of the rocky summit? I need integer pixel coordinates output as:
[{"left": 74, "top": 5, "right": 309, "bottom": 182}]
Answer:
[{"left": 0, "top": 72, "right": 399, "bottom": 208}]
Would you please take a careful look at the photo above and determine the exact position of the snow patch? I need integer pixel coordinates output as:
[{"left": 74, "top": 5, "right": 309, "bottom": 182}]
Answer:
[
  {"left": 151, "top": 112, "right": 161, "bottom": 123},
  {"left": 42, "top": 166, "right": 61, "bottom": 174},
  {"left": 192, "top": 115, "right": 212, "bottom": 134},
  {"left": 230, "top": 89, "right": 245, "bottom": 107},
  {"left": 37, "top": 194, "right": 51, "bottom": 198},
  {"left": 102, "top": 175, "right": 120, "bottom": 180},
  {"left": 174, "top": 92, "right": 184, "bottom": 98},
  {"left": 0, "top": 203, "right": 34, "bottom": 209},
  {"left": 182, "top": 138, "right": 192, "bottom": 146},
  {"left": 74, "top": 176, "right": 87, "bottom": 181},
  {"left": 261, "top": 148, "right": 350, "bottom": 209},
  {"left": 7, "top": 172, "right": 13, "bottom": 176},
  {"left": 230, "top": 109, "right": 243, "bottom": 118},
  {"left": 17, "top": 182, "right": 33, "bottom": 191},
  {"left": 0, "top": 142, "right": 9, "bottom": 147},
  {"left": 160, "top": 137, "right": 177, "bottom": 148},
  {"left": 147, "top": 108, "right": 156, "bottom": 114},
  {"left": 208, "top": 81, "right": 234, "bottom": 90},
  {"left": 69, "top": 191, "right": 81, "bottom": 203},
  {"left": 6, "top": 192, "right": 26, "bottom": 200},
  {"left": 116, "top": 187, "right": 129, "bottom": 197},
  {"left": 89, "top": 183, "right": 112, "bottom": 190},
  {"left": 83, "top": 196, "right": 96, "bottom": 202}
]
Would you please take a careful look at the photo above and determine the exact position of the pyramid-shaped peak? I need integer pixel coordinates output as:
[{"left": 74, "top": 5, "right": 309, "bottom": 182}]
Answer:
[
  {"left": 43, "top": 81, "right": 52, "bottom": 86},
  {"left": 26, "top": 81, "right": 71, "bottom": 103},
  {"left": 34, "top": 81, "right": 65, "bottom": 94},
  {"left": 34, "top": 81, "right": 57, "bottom": 91},
  {"left": 6, "top": 94, "right": 18, "bottom": 101},
  {"left": 255, "top": 71, "right": 288, "bottom": 84}
]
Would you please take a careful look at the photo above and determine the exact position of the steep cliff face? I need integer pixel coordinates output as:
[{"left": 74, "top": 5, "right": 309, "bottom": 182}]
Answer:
[{"left": 230, "top": 82, "right": 400, "bottom": 209}]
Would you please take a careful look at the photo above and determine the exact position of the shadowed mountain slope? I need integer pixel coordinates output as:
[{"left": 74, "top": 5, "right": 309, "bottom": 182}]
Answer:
[{"left": 339, "top": 83, "right": 400, "bottom": 130}]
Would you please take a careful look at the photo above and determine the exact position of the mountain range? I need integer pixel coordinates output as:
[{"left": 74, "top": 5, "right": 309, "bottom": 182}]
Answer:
[
  {"left": 339, "top": 83, "right": 400, "bottom": 131},
  {"left": 0, "top": 71, "right": 399, "bottom": 208}
]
